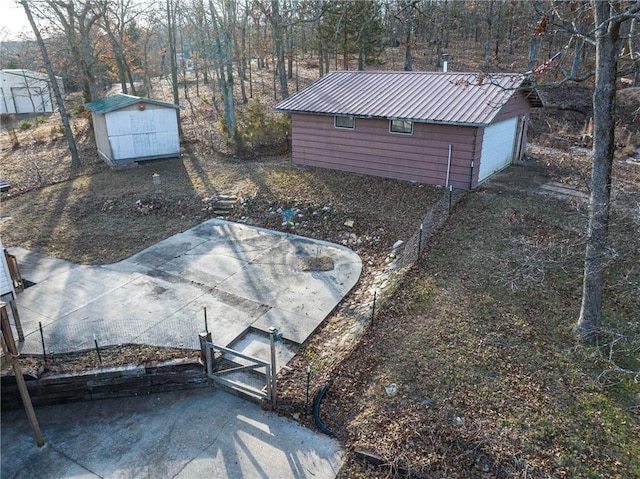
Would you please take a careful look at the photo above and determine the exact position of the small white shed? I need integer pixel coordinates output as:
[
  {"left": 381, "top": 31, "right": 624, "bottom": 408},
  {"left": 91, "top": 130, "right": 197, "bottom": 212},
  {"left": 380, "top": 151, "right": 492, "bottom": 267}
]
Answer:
[
  {"left": 1, "top": 69, "right": 64, "bottom": 114},
  {"left": 84, "top": 94, "right": 183, "bottom": 168}
]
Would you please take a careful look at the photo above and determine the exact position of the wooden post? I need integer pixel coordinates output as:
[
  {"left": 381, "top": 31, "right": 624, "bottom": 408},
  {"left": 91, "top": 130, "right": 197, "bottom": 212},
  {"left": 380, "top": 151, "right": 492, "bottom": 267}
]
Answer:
[
  {"left": 0, "top": 303, "right": 44, "bottom": 446},
  {"left": 4, "top": 251, "right": 24, "bottom": 292},
  {"left": 8, "top": 297, "right": 24, "bottom": 342}
]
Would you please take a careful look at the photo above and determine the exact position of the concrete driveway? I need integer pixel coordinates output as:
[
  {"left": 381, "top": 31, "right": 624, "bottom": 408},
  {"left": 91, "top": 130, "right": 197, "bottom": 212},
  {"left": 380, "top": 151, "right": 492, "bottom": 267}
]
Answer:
[
  {"left": 10, "top": 219, "right": 362, "bottom": 363},
  {"left": 1, "top": 388, "right": 344, "bottom": 479}
]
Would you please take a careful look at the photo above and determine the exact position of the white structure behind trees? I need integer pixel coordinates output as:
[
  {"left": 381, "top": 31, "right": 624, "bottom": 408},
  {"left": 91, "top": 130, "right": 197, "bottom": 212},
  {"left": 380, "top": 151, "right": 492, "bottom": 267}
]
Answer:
[{"left": 0, "top": 69, "right": 64, "bottom": 115}]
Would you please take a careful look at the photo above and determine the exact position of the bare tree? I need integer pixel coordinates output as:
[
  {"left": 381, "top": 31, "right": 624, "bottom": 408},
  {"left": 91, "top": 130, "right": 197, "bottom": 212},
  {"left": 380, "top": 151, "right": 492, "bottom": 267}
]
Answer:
[
  {"left": 101, "top": 0, "right": 146, "bottom": 96},
  {"left": 19, "top": 0, "right": 80, "bottom": 168},
  {"left": 401, "top": 0, "right": 417, "bottom": 71},
  {"left": 32, "top": 0, "right": 107, "bottom": 103},
  {"left": 209, "top": 0, "right": 238, "bottom": 138},
  {"left": 166, "top": 0, "right": 181, "bottom": 135},
  {"left": 576, "top": 0, "right": 640, "bottom": 339}
]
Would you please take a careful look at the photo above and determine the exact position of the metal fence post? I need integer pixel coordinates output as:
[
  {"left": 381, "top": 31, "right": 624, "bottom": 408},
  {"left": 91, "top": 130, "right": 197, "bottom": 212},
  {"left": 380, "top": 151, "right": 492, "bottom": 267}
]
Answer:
[
  {"left": 205, "top": 340, "right": 213, "bottom": 378},
  {"left": 199, "top": 331, "right": 212, "bottom": 365},
  {"left": 268, "top": 327, "right": 279, "bottom": 409}
]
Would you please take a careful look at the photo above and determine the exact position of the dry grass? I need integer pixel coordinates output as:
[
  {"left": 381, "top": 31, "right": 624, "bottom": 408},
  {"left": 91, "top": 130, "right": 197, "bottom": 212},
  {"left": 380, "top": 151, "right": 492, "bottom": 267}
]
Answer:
[{"left": 278, "top": 161, "right": 640, "bottom": 478}]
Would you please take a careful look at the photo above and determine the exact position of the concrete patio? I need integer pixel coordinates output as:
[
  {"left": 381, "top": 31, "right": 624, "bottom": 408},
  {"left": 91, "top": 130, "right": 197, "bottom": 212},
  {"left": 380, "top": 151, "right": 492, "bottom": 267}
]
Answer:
[{"left": 9, "top": 219, "right": 362, "bottom": 364}]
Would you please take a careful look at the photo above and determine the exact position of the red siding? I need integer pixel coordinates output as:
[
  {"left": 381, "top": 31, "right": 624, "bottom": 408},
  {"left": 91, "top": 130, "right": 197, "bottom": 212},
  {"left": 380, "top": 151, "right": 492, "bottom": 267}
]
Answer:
[
  {"left": 291, "top": 114, "right": 479, "bottom": 189},
  {"left": 493, "top": 91, "right": 531, "bottom": 122}
]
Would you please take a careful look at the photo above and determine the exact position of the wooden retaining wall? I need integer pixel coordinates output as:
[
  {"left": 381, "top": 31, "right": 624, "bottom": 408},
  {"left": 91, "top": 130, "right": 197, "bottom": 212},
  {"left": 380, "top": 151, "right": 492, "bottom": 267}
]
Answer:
[{"left": 1, "top": 358, "right": 211, "bottom": 410}]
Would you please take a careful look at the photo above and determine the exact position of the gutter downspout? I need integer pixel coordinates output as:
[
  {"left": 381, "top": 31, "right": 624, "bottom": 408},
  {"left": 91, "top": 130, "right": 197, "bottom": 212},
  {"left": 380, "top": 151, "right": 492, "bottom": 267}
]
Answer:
[{"left": 445, "top": 144, "right": 452, "bottom": 188}]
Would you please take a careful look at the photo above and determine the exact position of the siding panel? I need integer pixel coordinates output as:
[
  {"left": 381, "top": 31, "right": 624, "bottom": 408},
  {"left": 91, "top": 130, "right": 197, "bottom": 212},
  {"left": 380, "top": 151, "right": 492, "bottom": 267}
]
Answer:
[
  {"left": 493, "top": 92, "right": 531, "bottom": 122},
  {"left": 291, "top": 114, "right": 476, "bottom": 189},
  {"left": 105, "top": 105, "right": 180, "bottom": 162}
]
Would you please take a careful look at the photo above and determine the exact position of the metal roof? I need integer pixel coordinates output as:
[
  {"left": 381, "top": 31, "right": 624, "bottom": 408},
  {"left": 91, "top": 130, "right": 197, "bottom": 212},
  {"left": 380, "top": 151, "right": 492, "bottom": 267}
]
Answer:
[
  {"left": 275, "top": 71, "right": 542, "bottom": 126},
  {"left": 1, "top": 69, "right": 62, "bottom": 82},
  {"left": 84, "top": 94, "right": 182, "bottom": 114}
]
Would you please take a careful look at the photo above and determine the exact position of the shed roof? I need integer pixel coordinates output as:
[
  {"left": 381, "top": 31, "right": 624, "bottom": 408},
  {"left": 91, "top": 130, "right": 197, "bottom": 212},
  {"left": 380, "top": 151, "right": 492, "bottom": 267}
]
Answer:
[
  {"left": 275, "top": 71, "right": 542, "bottom": 126},
  {"left": 84, "top": 94, "right": 182, "bottom": 114}
]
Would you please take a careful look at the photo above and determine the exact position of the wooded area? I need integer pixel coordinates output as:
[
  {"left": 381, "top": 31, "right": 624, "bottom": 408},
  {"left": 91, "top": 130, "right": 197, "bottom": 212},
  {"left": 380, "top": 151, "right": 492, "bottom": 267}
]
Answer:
[{"left": 4, "top": 1, "right": 638, "bottom": 122}]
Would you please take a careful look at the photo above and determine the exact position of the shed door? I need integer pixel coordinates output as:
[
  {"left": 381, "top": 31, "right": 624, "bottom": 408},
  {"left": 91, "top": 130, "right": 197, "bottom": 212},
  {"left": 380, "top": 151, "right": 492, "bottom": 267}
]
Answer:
[
  {"left": 12, "top": 87, "right": 44, "bottom": 114},
  {"left": 478, "top": 117, "right": 518, "bottom": 182}
]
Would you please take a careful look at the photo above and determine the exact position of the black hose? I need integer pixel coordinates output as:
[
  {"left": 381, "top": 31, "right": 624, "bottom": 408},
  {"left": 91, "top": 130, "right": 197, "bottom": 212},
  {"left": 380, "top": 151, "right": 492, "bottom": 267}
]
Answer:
[{"left": 313, "top": 381, "right": 334, "bottom": 437}]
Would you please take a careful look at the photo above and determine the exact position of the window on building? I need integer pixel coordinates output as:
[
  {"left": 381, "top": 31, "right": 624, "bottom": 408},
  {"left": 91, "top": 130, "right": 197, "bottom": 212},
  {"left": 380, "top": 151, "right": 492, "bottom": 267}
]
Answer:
[
  {"left": 390, "top": 119, "right": 413, "bottom": 134},
  {"left": 335, "top": 115, "right": 355, "bottom": 129}
]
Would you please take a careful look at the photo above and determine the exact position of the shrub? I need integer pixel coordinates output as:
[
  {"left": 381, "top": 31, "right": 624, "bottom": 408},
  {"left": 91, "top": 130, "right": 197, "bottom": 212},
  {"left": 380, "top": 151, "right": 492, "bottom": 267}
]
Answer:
[
  {"left": 18, "top": 120, "right": 33, "bottom": 130},
  {"left": 236, "top": 97, "right": 291, "bottom": 155},
  {"left": 36, "top": 115, "right": 47, "bottom": 125}
]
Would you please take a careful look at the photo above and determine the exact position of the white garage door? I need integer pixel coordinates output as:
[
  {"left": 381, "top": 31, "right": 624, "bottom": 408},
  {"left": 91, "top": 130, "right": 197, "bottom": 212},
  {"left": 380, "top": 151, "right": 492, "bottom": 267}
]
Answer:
[
  {"left": 478, "top": 117, "right": 518, "bottom": 182},
  {"left": 12, "top": 87, "right": 45, "bottom": 114}
]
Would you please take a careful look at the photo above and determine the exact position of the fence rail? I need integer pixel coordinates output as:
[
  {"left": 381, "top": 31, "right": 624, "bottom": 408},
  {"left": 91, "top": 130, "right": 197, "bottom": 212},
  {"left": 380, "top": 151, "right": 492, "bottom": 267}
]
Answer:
[{"left": 203, "top": 341, "right": 272, "bottom": 402}]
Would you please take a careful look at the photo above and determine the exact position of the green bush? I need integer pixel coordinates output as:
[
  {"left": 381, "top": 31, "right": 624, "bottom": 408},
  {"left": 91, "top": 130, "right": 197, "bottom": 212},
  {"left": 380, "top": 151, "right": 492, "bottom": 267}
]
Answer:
[
  {"left": 18, "top": 120, "right": 33, "bottom": 130},
  {"left": 236, "top": 97, "right": 290, "bottom": 154},
  {"left": 36, "top": 115, "right": 47, "bottom": 124}
]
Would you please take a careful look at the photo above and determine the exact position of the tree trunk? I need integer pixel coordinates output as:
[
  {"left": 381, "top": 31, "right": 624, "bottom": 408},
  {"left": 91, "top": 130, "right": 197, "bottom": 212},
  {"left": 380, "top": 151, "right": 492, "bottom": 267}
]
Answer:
[
  {"left": 483, "top": 0, "right": 494, "bottom": 67},
  {"left": 271, "top": 0, "right": 289, "bottom": 99},
  {"left": 403, "top": 0, "right": 413, "bottom": 71},
  {"left": 287, "top": 24, "right": 294, "bottom": 79},
  {"left": 527, "top": 0, "right": 541, "bottom": 71},
  {"left": 571, "top": 34, "right": 585, "bottom": 78},
  {"left": 207, "top": 0, "right": 238, "bottom": 140},
  {"left": 166, "top": 0, "right": 182, "bottom": 136},
  {"left": 20, "top": 0, "right": 80, "bottom": 168},
  {"left": 631, "top": 17, "right": 639, "bottom": 86},
  {"left": 576, "top": 0, "right": 622, "bottom": 339}
]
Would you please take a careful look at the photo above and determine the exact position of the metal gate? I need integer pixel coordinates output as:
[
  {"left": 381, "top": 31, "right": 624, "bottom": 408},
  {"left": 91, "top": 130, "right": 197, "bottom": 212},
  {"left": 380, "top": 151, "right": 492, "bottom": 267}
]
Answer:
[{"left": 200, "top": 327, "right": 280, "bottom": 406}]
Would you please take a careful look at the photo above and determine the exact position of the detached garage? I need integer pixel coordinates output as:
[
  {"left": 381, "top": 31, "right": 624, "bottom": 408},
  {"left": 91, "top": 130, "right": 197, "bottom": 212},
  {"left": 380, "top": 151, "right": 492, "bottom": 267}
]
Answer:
[
  {"left": 274, "top": 71, "right": 542, "bottom": 189},
  {"left": 84, "top": 94, "right": 183, "bottom": 168},
  {"left": 1, "top": 69, "right": 64, "bottom": 114}
]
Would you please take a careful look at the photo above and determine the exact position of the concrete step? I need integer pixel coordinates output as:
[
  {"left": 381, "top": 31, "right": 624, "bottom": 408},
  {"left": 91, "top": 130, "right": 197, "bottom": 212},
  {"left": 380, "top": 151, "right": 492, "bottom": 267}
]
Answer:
[
  {"left": 227, "top": 330, "right": 295, "bottom": 374},
  {"left": 216, "top": 199, "right": 237, "bottom": 206}
]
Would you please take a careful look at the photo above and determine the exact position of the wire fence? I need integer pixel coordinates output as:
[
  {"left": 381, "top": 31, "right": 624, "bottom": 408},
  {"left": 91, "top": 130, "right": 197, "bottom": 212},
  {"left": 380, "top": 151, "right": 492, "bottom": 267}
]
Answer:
[
  {"left": 397, "top": 188, "right": 466, "bottom": 270},
  {"left": 304, "top": 187, "right": 466, "bottom": 385},
  {"left": 15, "top": 188, "right": 465, "bottom": 366},
  {"left": 21, "top": 314, "right": 206, "bottom": 358}
]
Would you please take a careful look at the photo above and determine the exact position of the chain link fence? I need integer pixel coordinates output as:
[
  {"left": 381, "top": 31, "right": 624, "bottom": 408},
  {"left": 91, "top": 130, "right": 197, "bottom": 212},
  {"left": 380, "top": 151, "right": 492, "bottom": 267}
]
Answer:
[
  {"left": 398, "top": 188, "right": 466, "bottom": 269},
  {"left": 22, "top": 315, "right": 205, "bottom": 357},
  {"left": 16, "top": 188, "right": 465, "bottom": 367}
]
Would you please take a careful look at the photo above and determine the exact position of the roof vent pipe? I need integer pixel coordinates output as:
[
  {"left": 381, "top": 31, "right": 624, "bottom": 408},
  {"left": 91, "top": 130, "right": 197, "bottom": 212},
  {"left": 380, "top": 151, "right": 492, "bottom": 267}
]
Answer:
[{"left": 442, "top": 53, "right": 449, "bottom": 73}]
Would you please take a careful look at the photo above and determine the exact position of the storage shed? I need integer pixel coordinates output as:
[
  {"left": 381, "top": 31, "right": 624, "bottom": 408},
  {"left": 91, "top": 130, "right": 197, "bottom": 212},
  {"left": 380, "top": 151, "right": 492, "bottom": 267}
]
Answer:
[
  {"left": 1, "top": 69, "right": 64, "bottom": 114},
  {"left": 274, "top": 71, "right": 542, "bottom": 189},
  {"left": 84, "top": 94, "right": 182, "bottom": 168}
]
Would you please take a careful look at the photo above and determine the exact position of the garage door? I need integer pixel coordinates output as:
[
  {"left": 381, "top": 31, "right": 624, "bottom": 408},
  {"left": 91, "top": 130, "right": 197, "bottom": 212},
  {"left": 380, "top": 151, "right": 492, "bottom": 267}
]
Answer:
[
  {"left": 478, "top": 117, "right": 518, "bottom": 182},
  {"left": 12, "top": 87, "right": 45, "bottom": 114}
]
